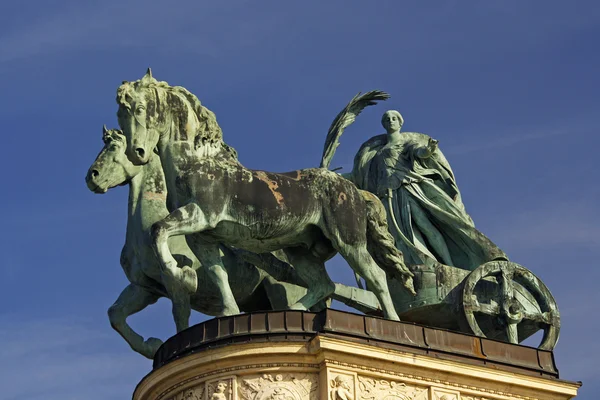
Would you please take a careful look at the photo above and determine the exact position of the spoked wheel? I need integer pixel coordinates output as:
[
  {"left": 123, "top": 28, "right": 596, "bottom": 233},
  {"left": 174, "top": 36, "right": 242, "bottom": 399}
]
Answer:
[{"left": 462, "top": 261, "right": 560, "bottom": 350}]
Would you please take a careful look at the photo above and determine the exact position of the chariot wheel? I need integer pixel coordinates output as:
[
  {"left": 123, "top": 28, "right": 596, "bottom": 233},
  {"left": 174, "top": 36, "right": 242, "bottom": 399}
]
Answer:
[{"left": 462, "top": 260, "right": 560, "bottom": 350}]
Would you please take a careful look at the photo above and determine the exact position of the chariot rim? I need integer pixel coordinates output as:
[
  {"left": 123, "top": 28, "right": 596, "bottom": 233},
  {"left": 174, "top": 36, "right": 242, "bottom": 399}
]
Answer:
[{"left": 462, "top": 260, "right": 560, "bottom": 350}]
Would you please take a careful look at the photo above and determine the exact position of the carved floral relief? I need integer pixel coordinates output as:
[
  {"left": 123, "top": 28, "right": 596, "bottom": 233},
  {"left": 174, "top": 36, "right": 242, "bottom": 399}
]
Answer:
[
  {"left": 357, "top": 376, "right": 428, "bottom": 400},
  {"left": 239, "top": 373, "right": 318, "bottom": 400}
]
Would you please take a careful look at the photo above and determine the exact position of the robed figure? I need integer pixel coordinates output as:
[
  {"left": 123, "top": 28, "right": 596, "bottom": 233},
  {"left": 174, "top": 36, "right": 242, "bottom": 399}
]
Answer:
[{"left": 345, "top": 110, "right": 506, "bottom": 270}]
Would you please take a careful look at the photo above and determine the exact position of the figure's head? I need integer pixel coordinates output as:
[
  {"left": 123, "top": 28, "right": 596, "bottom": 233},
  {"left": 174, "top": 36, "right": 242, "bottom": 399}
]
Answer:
[
  {"left": 215, "top": 382, "right": 226, "bottom": 393},
  {"left": 85, "top": 126, "right": 142, "bottom": 193},
  {"left": 117, "top": 68, "right": 167, "bottom": 165},
  {"left": 334, "top": 375, "right": 351, "bottom": 390},
  {"left": 381, "top": 110, "right": 404, "bottom": 134}
]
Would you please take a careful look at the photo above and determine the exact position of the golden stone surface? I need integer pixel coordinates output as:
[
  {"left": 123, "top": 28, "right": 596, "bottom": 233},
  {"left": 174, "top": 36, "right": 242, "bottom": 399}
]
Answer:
[{"left": 134, "top": 336, "right": 579, "bottom": 400}]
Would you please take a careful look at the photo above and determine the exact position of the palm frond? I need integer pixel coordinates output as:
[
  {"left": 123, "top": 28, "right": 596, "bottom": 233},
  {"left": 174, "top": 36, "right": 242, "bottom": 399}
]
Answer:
[{"left": 320, "top": 90, "right": 390, "bottom": 169}]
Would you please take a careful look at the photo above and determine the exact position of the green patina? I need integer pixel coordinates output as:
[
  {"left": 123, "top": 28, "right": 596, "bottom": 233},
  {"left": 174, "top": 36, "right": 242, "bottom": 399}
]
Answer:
[{"left": 86, "top": 69, "right": 561, "bottom": 355}]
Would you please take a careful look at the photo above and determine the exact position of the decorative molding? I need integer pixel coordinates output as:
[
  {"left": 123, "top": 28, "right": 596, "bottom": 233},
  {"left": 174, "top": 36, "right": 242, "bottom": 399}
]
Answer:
[
  {"left": 157, "top": 363, "right": 320, "bottom": 400},
  {"left": 357, "top": 376, "right": 427, "bottom": 400},
  {"left": 324, "top": 360, "right": 537, "bottom": 400},
  {"left": 149, "top": 353, "right": 561, "bottom": 400},
  {"left": 239, "top": 373, "right": 318, "bottom": 400}
]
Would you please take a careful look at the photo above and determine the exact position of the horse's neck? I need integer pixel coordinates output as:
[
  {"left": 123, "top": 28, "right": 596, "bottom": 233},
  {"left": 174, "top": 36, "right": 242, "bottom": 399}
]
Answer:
[
  {"left": 127, "top": 154, "right": 169, "bottom": 233},
  {"left": 160, "top": 140, "right": 239, "bottom": 171},
  {"left": 164, "top": 110, "right": 198, "bottom": 143}
]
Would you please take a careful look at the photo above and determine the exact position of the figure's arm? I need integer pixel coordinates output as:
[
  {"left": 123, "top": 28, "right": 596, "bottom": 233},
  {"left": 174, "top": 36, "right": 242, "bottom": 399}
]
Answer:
[{"left": 415, "top": 138, "right": 438, "bottom": 159}]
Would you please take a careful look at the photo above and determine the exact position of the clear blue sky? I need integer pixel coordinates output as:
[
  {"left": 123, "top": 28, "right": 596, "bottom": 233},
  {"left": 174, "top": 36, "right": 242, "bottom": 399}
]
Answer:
[{"left": 0, "top": 1, "right": 598, "bottom": 398}]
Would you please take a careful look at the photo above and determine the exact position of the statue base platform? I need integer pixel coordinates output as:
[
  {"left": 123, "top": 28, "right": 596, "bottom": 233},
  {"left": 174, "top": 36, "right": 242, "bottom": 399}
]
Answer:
[{"left": 133, "top": 309, "right": 579, "bottom": 400}]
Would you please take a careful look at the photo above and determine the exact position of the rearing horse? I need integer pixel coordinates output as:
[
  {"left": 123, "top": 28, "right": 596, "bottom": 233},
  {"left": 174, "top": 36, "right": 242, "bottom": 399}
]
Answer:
[{"left": 116, "top": 69, "right": 415, "bottom": 320}]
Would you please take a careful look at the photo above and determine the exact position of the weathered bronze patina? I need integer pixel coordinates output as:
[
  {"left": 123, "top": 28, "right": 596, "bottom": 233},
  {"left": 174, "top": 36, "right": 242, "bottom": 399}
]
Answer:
[
  {"left": 86, "top": 128, "right": 399, "bottom": 358},
  {"left": 115, "top": 70, "right": 415, "bottom": 324},
  {"left": 325, "top": 105, "right": 560, "bottom": 349},
  {"left": 86, "top": 69, "right": 562, "bottom": 356}
]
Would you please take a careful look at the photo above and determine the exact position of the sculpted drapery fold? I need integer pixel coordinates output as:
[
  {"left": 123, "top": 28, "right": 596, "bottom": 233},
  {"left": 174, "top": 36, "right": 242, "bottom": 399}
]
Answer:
[{"left": 347, "top": 111, "right": 506, "bottom": 270}]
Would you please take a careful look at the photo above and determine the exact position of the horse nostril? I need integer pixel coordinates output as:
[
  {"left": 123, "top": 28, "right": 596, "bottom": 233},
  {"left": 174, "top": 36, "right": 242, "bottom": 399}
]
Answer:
[
  {"left": 91, "top": 170, "right": 99, "bottom": 178},
  {"left": 136, "top": 148, "right": 146, "bottom": 159}
]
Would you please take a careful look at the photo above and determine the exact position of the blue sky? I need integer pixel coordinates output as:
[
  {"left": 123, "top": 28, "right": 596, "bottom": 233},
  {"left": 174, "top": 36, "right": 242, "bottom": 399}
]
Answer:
[{"left": 0, "top": 1, "right": 598, "bottom": 398}]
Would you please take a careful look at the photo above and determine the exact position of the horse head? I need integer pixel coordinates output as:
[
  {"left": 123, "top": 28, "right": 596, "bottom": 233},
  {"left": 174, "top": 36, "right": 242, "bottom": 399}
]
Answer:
[
  {"left": 116, "top": 68, "right": 166, "bottom": 165},
  {"left": 116, "top": 68, "right": 234, "bottom": 165},
  {"left": 86, "top": 126, "right": 142, "bottom": 193}
]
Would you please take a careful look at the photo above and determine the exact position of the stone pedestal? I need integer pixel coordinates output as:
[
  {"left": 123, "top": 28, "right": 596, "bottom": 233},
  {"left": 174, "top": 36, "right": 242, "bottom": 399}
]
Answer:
[{"left": 133, "top": 309, "right": 579, "bottom": 400}]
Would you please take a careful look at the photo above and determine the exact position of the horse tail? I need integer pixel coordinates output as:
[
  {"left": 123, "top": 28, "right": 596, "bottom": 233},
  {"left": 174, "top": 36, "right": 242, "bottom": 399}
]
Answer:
[{"left": 362, "top": 191, "right": 416, "bottom": 296}]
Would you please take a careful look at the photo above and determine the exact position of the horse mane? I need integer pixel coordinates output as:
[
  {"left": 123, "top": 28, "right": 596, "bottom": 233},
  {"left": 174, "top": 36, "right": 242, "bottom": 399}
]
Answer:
[{"left": 117, "top": 74, "right": 238, "bottom": 161}]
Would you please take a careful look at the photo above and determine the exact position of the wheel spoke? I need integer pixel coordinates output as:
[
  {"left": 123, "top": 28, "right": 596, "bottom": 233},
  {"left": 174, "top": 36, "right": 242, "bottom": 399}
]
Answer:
[
  {"left": 469, "top": 301, "right": 500, "bottom": 316},
  {"left": 462, "top": 261, "right": 560, "bottom": 351},
  {"left": 521, "top": 310, "right": 556, "bottom": 326},
  {"left": 500, "top": 268, "right": 515, "bottom": 301}
]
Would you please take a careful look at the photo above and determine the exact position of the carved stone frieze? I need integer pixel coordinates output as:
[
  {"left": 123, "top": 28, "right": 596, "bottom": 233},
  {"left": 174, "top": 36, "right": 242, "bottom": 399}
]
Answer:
[
  {"left": 238, "top": 373, "right": 318, "bottom": 400},
  {"left": 357, "top": 376, "right": 428, "bottom": 400},
  {"left": 330, "top": 373, "right": 355, "bottom": 400},
  {"left": 430, "top": 387, "right": 461, "bottom": 400},
  {"left": 168, "top": 384, "right": 205, "bottom": 400},
  {"left": 208, "top": 376, "right": 236, "bottom": 400}
]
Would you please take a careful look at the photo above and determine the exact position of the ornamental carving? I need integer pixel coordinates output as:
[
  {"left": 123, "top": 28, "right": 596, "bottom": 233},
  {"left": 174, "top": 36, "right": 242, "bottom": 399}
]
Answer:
[
  {"left": 430, "top": 387, "right": 461, "bottom": 400},
  {"left": 208, "top": 377, "right": 235, "bottom": 400},
  {"left": 239, "top": 373, "right": 318, "bottom": 400},
  {"left": 169, "top": 384, "right": 205, "bottom": 400},
  {"left": 330, "top": 374, "right": 355, "bottom": 400},
  {"left": 357, "top": 376, "right": 428, "bottom": 400}
]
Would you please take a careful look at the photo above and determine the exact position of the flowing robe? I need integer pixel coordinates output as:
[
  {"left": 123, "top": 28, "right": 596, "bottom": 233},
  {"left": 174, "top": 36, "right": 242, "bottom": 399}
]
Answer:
[{"left": 347, "top": 132, "right": 506, "bottom": 270}]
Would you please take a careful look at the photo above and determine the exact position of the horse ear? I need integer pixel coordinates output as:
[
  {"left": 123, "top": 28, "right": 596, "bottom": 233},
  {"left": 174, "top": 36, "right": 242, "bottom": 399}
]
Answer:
[
  {"left": 102, "top": 124, "right": 108, "bottom": 135},
  {"left": 141, "top": 67, "right": 154, "bottom": 84},
  {"left": 143, "top": 67, "right": 153, "bottom": 80}
]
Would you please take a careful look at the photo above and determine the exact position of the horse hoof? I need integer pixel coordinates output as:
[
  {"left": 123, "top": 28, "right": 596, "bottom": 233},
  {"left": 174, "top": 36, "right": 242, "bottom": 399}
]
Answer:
[
  {"left": 385, "top": 314, "right": 401, "bottom": 322},
  {"left": 181, "top": 266, "right": 198, "bottom": 294},
  {"left": 220, "top": 306, "right": 241, "bottom": 316},
  {"left": 289, "top": 303, "right": 308, "bottom": 311},
  {"left": 142, "top": 337, "right": 164, "bottom": 359}
]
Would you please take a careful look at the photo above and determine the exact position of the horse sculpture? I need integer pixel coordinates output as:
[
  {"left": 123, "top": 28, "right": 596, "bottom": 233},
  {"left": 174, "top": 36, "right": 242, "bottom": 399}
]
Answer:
[
  {"left": 85, "top": 127, "right": 322, "bottom": 358},
  {"left": 116, "top": 69, "right": 415, "bottom": 320}
]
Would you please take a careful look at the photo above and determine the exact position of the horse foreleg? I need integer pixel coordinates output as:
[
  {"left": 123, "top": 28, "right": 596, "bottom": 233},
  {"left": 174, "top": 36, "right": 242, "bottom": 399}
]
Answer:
[
  {"left": 151, "top": 203, "right": 240, "bottom": 316},
  {"left": 108, "top": 284, "right": 162, "bottom": 359},
  {"left": 151, "top": 204, "right": 206, "bottom": 295}
]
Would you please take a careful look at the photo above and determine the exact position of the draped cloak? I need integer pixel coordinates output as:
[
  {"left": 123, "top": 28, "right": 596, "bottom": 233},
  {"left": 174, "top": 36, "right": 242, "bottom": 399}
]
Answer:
[{"left": 348, "top": 132, "right": 506, "bottom": 270}]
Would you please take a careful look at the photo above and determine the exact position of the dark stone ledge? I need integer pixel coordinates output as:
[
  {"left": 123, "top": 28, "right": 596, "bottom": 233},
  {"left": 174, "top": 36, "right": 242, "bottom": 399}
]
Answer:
[{"left": 153, "top": 308, "right": 559, "bottom": 379}]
